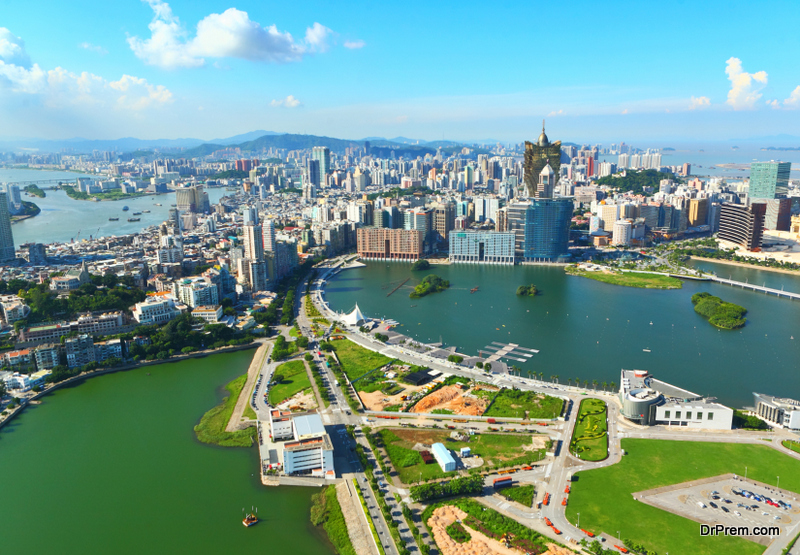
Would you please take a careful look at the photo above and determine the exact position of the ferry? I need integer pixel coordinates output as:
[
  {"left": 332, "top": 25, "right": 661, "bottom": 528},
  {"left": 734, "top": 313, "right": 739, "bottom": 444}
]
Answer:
[
  {"left": 243, "top": 508, "right": 259, "bottom": 527},
  {"left": 122, "top": 206, "right": 129, "bottom": 211},
  {"left": 128, "top": 217, "right": 141, "bottom": 222},
  {"left": 108, "top": 217, "right": 119, "bottom": 221}
]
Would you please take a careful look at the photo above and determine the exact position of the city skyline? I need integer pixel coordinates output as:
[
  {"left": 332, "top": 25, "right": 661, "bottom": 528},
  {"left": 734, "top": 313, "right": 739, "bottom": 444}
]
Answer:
[{"left": 1, "top": 0, "right": 800, "bottom": 143}]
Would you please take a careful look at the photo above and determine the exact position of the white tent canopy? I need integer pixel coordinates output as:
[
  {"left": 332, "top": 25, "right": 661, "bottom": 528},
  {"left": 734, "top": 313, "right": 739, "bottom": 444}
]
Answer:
[{"left": 342, "top": 303, "right": 366, "bottom": 327}]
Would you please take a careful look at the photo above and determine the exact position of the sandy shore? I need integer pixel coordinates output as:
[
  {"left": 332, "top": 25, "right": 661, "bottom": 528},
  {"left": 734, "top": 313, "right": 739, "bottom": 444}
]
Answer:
[{"left": 689, "top": 256, "right": 800, "bottom": 277}]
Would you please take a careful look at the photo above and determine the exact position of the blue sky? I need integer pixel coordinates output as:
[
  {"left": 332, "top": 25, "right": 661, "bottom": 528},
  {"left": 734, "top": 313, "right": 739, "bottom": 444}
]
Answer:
[{"left": 1, "top": 0, "right": 800, "bottom": 144}]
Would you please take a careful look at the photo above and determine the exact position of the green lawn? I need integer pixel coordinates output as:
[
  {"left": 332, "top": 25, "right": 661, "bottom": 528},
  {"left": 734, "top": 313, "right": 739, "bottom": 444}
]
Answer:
[
  {"left": 311, "top": 486, "right": 357, "bottom": 555},
  {"left": 498, "top": 484, "right": 535, "bottom": 507},
  {"left": 484, "top": 389, "right": 563, "bottom": 419},
  {"left": 268, "top": 360, "right": 312, "bottom": 406},
  {"left": 782, "top": 440, "right": 800, "bottom": 454},
  {"left": 569, "top": 398, "right": 608, "bottom": 461},
  {"left": 567, "top": 268, "right": 682, "bottom": 289},
  {"left": 332, "top": 339, "right": 393, "bottom": 382},
  {"left": 379, "top": 427, "right": 548, "bottom": 484},
  {"left": 567, "top": 439, "right": 800, "bottom": 555},
  {"left": 193, "top": 373, "right": 256, "bottom": 447}
]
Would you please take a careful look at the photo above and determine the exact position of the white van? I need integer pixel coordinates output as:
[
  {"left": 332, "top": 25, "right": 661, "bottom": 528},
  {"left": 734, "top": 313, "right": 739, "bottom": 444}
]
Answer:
[{"left": 697, "top": 502, "right": 706, "bottom": 508}]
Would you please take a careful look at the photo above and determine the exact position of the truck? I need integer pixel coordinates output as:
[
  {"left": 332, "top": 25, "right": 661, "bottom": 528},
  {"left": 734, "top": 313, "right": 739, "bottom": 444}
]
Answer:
[
  {"left": 486, "top": 418, "right": 497, "bottom": 424},
  {"left": 493, "top": 477, "right": 513, "bottom": 489}
]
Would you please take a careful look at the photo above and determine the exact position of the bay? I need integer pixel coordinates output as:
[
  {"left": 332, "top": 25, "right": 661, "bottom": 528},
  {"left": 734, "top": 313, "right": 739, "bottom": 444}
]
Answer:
[
  {"left": 323, "top": 262, "right": 800, "bottom": 408},
  {"left": 0, "top": 350, "right": 333, "bottom": 555}
]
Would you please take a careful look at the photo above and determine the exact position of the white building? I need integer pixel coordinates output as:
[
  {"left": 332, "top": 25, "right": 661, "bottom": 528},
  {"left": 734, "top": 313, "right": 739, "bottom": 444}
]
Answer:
[
  {"left": 612, "top": 219, "right": 632, "bottom": 246},
  {"left": 268, "top": 411, "right": 335, "bottom": 478},
  {"left": 192, "top": 305, "right": 223, "bottom": 323},
  {"left": 3, "top": 370, "right": 51, "bottom": 392},
  {"left": 132, "top": 296, "right": 184, "bottom": 325},
  {"left": 175, "top": 277, "right": 219, "bottom": 308},
  {"left": 753, "top": 393, "right": 800, "bottom": 431}
]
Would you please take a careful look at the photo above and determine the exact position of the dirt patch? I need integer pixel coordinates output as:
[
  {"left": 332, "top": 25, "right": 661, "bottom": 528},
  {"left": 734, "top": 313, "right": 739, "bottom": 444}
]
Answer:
[
  {"left": 276, "top": 389, "right": 317, "bottom": 412},
  {"left": 412, "top": 385, "right": 491, "bottom": 416},
  {"left": 522, "top": 436, "right": 548, "bottom": 450},
  {"left": 392, "top": 427, "right": 450, "bottom": 446}
]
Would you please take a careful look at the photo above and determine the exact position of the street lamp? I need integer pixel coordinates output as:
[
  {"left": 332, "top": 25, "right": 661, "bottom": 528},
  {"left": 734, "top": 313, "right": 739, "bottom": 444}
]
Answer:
[
  {"left": 777, "top": 476, "right": 780, "bottom": 489},
  {"left": 577, "top": 512, "right": 580, "bottom": 528}
]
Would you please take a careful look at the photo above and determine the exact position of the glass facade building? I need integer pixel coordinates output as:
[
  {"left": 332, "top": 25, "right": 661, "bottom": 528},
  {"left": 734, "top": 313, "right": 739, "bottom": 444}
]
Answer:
[
  {"left": 523, "top": 198, "right": 572, "bottom": 261},
  {"left": 749, "top": 161, "right": 790, "bottom": 200}
]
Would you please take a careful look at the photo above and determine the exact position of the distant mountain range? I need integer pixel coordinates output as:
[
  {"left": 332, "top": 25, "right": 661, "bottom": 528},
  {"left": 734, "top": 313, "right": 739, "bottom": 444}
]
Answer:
[{"left": 0, "top": 130, "right": 502, "bottom": 156}]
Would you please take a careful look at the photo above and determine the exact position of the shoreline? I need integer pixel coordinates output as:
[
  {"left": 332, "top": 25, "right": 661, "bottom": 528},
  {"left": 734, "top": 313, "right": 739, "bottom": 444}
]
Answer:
[
  {"left": 0, "top": 342, "right": 259, "bottom": 431},
  {"left": 689, "top": 256, "right": 800, "bottom": 277}
]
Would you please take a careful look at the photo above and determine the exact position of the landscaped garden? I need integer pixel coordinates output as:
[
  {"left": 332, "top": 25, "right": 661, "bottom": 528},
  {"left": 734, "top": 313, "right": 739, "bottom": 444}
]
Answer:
[
  {"left": 566, "top": 266, "right": 682, "bottom": 289},
  {"left": 567, "top": 439, "right": 800, "bottom": 555},
  {"left": 569, "top": 398, "right": 608, "bottom": 461},
  {"left": 498, "top": 484, "right": 535, "bottom": 507},
  {"left": 483, "top": 389, "right": 563, "bottom": 419},
  {"left": 328, "top": 339, "right": 393, "bottom": 382},
  {"left": 268, "top": 360, "right": 311, "bottom": 406}
]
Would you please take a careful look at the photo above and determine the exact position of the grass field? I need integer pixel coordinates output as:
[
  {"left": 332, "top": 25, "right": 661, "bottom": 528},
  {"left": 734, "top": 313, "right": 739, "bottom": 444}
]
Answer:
[
  {"left": 193, "top": 374, "right": 256, "bottom": 447},
  {"left": 379, "top": 427, "right": 547, "bottom": 484},
  {"left": 567, "top": 439, "right": 800, "bottom": 555},
  {"left": 782, "top": 439, "right": 800, "bottom": 454},
  {"left": 567, "top": 268, "right": 682, "bottom": 289},
  {"left": 310, "top": 486, "right": 357, "bottom": 555},
  {"left": 332, "top": 339, "right": 393, "bottom": 382},
  {"left": 483, "top": 389, "right": 563, "bottom": 419},
  {"left": 569, "top": 398, "right": 608, "bottom": 461},
  {"left": 268, "top": 360, "right": 311, "bottom": 406},
  {"left": 499, "top": 484, "right": 535, "bottom": 507}
]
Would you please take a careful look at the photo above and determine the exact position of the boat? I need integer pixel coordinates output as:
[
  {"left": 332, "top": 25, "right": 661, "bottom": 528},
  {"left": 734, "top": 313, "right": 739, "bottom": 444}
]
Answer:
[
  {"left": 154, "top": 203, "right": 162, "bottom": 206},
  {"left": 470, "top": 286, "right": 479, "bottom": 293},
  {"left": 122, "top": 206, "right": 129, "bottom": 211},
  {"left": 649, "top": 322, "right": 653, "bottom": 325},
  {"left": 243, "top": 508, "right": 258, "bottom": 527},
  {"left": 132, "top": 212, "right": 142, "bottom": 215},
  {"left": 108, "top": 217, "right": 119, "bottom": 221},
  {"left": 142, "top": 210, "right": 150, "bottom": 213},
  {"left": 643, "top": 349, "right": 651, "bottom": 353},
  {"left": 128, "top": 217, "right": 141, "bottom": 222}
]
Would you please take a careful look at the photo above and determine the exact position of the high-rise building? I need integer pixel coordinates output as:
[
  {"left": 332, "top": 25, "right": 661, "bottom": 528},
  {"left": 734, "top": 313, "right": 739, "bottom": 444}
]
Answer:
[
  {"left": 523, "top": 198, "right": 572, "bottom": 261},
  {"left": 751, "top": 198, "right": 792, "bottom": 231},
  {"left": 688, "top": 198, "right": 709, "bottom": 227},
  {"left": 262, "top": 220, "right": 277, "bottom": 252},
  {"left": 0, "top": 192, "right": 15, "bottom": 262},
  {"left": 449, "top": 231, "right": 515, "bottom": 265},
  {"left": 175, "top": 185, "right": 210, "bottom": 214},
  {"left": 718, "top": 202, "right": 766, "bottom": 251},
  {"left": 242, "top": 224, "right": 264, "bottom": 261},
  {"left": 433, "top": 202, "right": 455, "bottom": 243},
  {"left": 312, "top": 146, "right": 331, "bottom": 179},
  {"left": 357, "top": 228, "right": 423, "bottom": 260},
  {"left": 749, "top": 161, "right": 790, "bottom": 200},
  {"left": 612, "top": 220, "right": 632, "bottom": 246},
  {"left": 523, "top": 122, "right": 561, "bottom": 198},
  {"left": 537, "top": 163, "right": 556, "bottom": 199},
  {"left": 306, "top": 159, "right": 321, "bottom": 187}
]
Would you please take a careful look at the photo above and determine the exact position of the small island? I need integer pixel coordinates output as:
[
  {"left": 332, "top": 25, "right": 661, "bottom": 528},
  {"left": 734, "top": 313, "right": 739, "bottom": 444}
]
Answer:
[
  {"left": 691, "top": 292, "right": 747, "bottom": 329},
  {"left": 409, "top": 274, "right": 449, "bottom": 298},
  {"left": 10, "top": 201, "right": 41, "bottom": 224},
  {"left": 516, "top": 284, "right": 539, "bottom": 297},
  {"left": 23, "top": 184, "right": 46, "bottom": 198},
  {"left": 411, "top": 259, "right": 431, "bottom": 271},
  {"left": 62, "top": 184, "right": 148, "bottom": 202}
]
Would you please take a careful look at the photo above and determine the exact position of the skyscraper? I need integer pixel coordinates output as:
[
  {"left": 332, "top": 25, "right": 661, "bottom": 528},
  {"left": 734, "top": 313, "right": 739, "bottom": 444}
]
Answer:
[
  {"left": 537, "top": 163, "right": 556, "bottom": 199},
  {"left": 718, "top": 202, "right": 766, "bottom": 251},
  {"left": 523, "top": 198, "right": 572, "bottom": 261},
  {"left": 242, "top": 224, "right": 264, "bottom": 261},
  {"left": 312, "top": 146, "right": 331, "bottom": 179},
  {"left": 523, "top": 121, "right": 561, "bottom": 198},
  {"left": 262, "top": 220, "right": 276, "bottom": 252},
  {"left": 749, "top": 161, "right": 790, "bottom": 200},
  {"left": 306, "top": 159, "right": 320, "bottom": 187},
  {"left": 0, "top": 192, "right": 15, "bottom": 262}
]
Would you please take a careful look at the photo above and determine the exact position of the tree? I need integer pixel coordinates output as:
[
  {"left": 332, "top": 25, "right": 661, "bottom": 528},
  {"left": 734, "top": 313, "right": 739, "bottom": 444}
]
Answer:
[
  {"left": 304, "top": 353, "right": 313, "bottom": 362},
  {"left": 272, "top": 374, "right": 285, "bottom": 384},
  {"left": 484, "top": 363, "right": 491, "bottom": 371},
  {"left": 0, "top": 380, "right": 6, "bottom": 397},
  {"left": 602, "top": 381, "right": 608, "bottom": 391}
]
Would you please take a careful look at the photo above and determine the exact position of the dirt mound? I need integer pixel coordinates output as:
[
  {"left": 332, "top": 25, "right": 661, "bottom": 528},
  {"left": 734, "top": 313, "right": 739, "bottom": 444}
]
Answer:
[
  {"left": 427, "top": 506, "right": 519, "bottom": 555},
  {"left": 412, "top": 386, "right": 461, "bottom": 413}
]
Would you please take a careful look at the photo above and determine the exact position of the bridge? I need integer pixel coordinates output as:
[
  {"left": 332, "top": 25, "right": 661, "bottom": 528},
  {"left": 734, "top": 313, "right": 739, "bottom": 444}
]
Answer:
[
  {"left": 709, "top": 276, "right": 800, "bottom": 300},
  {"left": 1, "top": 178, "right": 80, "bottom": 187}
]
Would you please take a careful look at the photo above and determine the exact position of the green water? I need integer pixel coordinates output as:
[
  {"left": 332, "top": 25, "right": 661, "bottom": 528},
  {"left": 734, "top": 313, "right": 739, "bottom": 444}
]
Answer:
[
  {"left": 324, "top": 262, "right": 800, "bottom": 407},
  {"left": 0, "top": 351, "right": 334, "bottom": 555}
]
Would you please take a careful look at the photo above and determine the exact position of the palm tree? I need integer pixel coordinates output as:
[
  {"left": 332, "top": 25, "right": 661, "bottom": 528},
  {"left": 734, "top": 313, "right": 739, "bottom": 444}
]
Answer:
[
  {"left": 550, "top": 374, "right": 555, "bottom": 383},
  {"left": 610, "top": 381, "right": 617, "bottom": 391},
  {"left": 554, "top": 374, "right": 559, "bottom": 384},
  {"left": 602, "top": 381, "right": 608, "bottom": 392},
  {"left": 567, "top": 377, "right": 572, "bottom": 386},
  {"left": 539, "top": 372, "right": 544, "bottom": 381},
  {"left": 592, "top": 379, "right": 598, "bottom": 391},
  {"left": 583, "top": 379, "right": 590, "bottom": 389}
]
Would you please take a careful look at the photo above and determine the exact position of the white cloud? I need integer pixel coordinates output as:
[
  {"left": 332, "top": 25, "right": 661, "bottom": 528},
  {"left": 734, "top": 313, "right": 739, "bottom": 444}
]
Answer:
[
  {"left": 0, "top": 27, "right": 31, "bottom": 68},
  {"left": 271, "top": 95, "right": 302, "bottom": 108},
  {"left": 547, "top": 109, "right": 564, "bottom": 116},
  {"left": 766, "top": 99, "right": 780, "bottom": 109},
  {"left": 128, "top": 0, "right": 333, "bottom": 69},
  {"left": 343, "top": 39, "right": 365, "bottom": 49},
  {"left": 0, "top": 27, "right": 172, "bottom": 111},
  {"left": 689, "top": 96, "right": 711, "bottom": 110},
  {"left": 395, "top": 115, "right": 409, "bottom": 123},
  {"left": 782, "top": 86, "right": 800, "bottom": 109},
  {"left": 78, "top": 42, "right": 108, "bottom": 55},
  {"left": 725, "top": 57, "right": 768, "bottom": 110}
]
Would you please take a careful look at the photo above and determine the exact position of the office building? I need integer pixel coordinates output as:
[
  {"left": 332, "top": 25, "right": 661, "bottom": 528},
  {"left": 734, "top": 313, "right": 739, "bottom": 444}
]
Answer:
[
  {"left": 523, "top": 122, "right": 561, "bottom": 198},
  {"left": 449, "top": 231, "right": 515, "bottom": 265},
  {"left": 619, "top": 369, "right": 733, "bottom": 430},
  {"left": 312, "top": 146, "right": 331, "bottom": 179},
  {"left": 751, "top": 198, "right": 792, "bottom": 231},
  {"left": 175, "top": 185, "right": 210, "bottom": 214},
  {"left": 433, "top": 202, "right": 455, "bottom": 243},
  {"left": 0, "top": 192, "right": 15, "bottom": 262},
  {"left": 718, "top": 203, "right": 766, "bottom": 251},
  {"left": 357, "top": 228, "right": 423, "bottom": 260},
  {"left": 748, "top": 161, "right": 790, "bottom": 200},
  {"left": 523, "top": 198, "right": 572, "bottom": 262},
  {"left": 306, "top": 159, "right": 320, "bottom": 187},
  {"left": 268, "top": 411, "right": 335, "bottom": 478},
  {"left": 687, "top": 198, "right": 708, "bottom": 227},
  {"left": 132, "top": 296, "right": 183, "bottom": 325},
  {"left": 752, "top": 393, "right": 800, "bottom": 431}
]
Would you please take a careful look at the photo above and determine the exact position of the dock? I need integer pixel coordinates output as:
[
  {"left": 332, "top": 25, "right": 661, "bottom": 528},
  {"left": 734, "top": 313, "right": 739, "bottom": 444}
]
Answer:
[{"left": 482, "top": 342, "right": 540, "bottom": 363}]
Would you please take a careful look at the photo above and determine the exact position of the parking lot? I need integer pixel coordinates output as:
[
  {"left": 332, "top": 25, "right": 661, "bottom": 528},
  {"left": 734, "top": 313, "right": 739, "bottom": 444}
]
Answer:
[{"left": 635, "top": 475, "right": 800, "bottom": 546}]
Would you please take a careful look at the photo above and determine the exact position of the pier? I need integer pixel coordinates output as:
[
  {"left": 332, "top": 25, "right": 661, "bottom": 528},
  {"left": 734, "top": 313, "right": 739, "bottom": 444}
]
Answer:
[
  {"left": 481, "top": 342, "right": 540, "bottom": 364},
  {"left": 386, "top": 277, "right": 410, "bottom": 297},
  {"left": 709, "top": 276, "right": 800, "bottom": 300}
]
